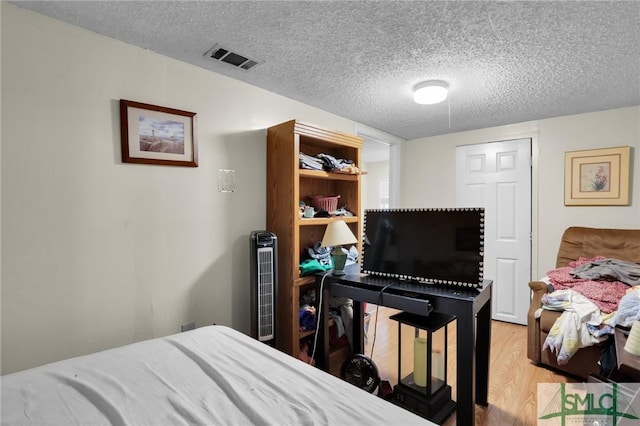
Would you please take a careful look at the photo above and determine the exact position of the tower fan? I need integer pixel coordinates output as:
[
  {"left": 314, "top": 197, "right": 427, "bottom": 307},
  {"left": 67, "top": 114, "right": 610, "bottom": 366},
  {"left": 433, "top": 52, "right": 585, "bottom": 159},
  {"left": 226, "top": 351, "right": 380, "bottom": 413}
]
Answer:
[{"left": 250, "top": 231, "right": 277, "bottom": 345}]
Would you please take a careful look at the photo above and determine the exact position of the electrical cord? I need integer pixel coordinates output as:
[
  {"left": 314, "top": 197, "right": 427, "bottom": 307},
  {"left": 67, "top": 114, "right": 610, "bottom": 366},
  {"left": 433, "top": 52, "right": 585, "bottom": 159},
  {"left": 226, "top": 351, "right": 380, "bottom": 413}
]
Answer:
[
  {"left": 309, "top": 271, "right": 333, "bottom": 364},
  {"left": 308, "top": 275, "right": 394, "bottom": 365},
  {"left": 369, "top": 283, "right": 395, "bottom": 359}
]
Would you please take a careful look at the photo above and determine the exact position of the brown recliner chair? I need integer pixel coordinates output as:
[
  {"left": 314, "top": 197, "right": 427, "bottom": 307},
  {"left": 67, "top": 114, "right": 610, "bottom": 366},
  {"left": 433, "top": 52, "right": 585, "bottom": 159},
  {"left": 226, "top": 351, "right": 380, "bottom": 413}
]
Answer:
[{"left": 527, "top": 226, "right": 640, "bottom": 380}]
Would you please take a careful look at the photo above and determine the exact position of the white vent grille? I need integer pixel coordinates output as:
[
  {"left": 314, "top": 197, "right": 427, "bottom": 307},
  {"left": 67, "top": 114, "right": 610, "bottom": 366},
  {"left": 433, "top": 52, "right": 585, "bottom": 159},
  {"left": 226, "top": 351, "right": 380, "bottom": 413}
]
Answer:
[
  {"left": 204, "top": 44, "right": 264, "bottom": 70},
  {"left": 256, "top": 247, "right": 275, "bottom": 341}
]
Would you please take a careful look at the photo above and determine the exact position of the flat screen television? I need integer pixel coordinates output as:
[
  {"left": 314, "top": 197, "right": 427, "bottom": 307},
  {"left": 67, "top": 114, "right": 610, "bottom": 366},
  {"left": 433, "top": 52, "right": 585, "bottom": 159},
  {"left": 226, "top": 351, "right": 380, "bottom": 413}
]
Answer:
[{"left": 361, "top": 208, "right": 485, "bottom": 290}]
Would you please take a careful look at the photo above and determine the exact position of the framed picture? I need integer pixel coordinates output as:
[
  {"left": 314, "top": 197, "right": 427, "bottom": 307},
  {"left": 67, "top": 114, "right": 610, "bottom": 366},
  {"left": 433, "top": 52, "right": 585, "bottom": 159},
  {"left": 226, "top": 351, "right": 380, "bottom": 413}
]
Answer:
[
  {"left": 564, "top": 146, "right": 631, "bottom": 206},
  {"left": 120, "top": 99, "right": 198, "bottom": 167}
]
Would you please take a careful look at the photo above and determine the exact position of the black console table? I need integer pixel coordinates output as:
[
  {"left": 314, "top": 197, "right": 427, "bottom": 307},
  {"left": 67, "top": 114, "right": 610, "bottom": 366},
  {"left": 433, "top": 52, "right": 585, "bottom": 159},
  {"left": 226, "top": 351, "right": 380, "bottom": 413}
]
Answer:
[{"left": 324, "top": 263, "right": 492, "bottom": 426}]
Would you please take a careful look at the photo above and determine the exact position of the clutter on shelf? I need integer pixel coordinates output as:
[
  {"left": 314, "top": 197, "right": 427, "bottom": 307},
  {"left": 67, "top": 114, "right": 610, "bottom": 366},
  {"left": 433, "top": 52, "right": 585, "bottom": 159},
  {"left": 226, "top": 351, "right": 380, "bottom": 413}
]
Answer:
[
  {"left": 298, "top": 198, "right": 355, "bottom": 219},
  {"left": 299, "top": 151, "right": 361, "bottom": 174},
  {"left": 299, "top": 242, "right": 359, "bottom": 277}
]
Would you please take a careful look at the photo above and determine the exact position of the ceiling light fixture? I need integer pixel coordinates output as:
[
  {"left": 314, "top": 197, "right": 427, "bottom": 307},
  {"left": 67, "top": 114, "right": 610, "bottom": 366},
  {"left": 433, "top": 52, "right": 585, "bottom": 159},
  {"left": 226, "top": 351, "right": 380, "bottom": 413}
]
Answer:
[{"left": 413, "top": 80, "right": 449, "bottom": 105}]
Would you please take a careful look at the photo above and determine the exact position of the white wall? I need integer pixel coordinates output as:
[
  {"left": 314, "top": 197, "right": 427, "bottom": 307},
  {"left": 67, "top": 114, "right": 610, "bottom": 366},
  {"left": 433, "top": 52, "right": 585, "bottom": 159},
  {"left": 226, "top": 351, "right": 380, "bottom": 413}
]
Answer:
[
  {"left": 363, "top": 161, "right": 389, "bottom": 210},
  {"left": 400, "top": 106, "right": 640, "bottom": 279},
  {"left": 0, "top": 3, "right": 362, "bottom": 374}
]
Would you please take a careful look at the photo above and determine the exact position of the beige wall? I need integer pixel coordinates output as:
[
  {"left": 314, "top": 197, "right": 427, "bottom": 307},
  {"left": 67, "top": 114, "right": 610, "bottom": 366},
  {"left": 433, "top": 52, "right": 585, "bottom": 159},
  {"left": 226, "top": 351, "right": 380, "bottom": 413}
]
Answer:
[
  {"left": 363, "top": 161, "right": 390, "bottom": 210},
  {"left": 400, "top": 106, "right": 640, "bottom": 280},
  {"left": 0, "top": 3, "right": 362, "bottom": 374},
  {"left": 3, "top": 2, "right": 639, "bottom": 375}
]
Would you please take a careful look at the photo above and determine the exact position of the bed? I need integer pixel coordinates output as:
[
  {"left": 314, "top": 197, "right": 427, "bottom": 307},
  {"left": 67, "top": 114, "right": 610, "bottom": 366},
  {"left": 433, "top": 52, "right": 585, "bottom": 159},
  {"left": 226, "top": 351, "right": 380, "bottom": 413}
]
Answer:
[{"left": 1, "top": 325, "right": 433, "bottom": 425}]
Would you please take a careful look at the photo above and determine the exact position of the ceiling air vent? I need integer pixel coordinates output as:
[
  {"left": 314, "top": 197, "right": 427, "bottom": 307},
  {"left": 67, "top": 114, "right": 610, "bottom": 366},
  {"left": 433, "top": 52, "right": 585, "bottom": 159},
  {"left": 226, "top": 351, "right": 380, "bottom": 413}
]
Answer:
[{"left": 204, "top": 44, "right": 263, "bottom": 71}]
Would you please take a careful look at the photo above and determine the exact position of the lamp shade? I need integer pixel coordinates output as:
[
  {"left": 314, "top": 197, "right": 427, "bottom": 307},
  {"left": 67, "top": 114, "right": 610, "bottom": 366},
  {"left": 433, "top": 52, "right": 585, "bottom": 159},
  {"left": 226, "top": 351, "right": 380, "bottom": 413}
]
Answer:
[
  {"left": 321, "top": 220, "right": 357, "bottom": 248},
  {"left": 413, "top": 80, "right": 449, "bottom": 105},
  {"left": 624, "top": 320, "right": 640, "bottom": 356}
]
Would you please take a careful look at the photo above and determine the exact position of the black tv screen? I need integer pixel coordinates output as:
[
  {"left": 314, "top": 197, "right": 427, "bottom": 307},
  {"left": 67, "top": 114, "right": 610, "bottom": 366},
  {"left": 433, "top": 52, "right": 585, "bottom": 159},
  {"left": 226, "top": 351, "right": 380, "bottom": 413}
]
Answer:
[{"left": 361, "top": 208, "right": 484, "bottom": 289}]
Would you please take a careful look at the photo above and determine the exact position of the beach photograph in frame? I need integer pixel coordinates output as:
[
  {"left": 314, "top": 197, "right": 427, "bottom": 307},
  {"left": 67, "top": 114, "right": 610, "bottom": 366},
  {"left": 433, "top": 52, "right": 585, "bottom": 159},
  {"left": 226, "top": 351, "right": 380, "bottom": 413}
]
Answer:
[{"left": 120, "top": 99, "right": 198, "bottom": 167}]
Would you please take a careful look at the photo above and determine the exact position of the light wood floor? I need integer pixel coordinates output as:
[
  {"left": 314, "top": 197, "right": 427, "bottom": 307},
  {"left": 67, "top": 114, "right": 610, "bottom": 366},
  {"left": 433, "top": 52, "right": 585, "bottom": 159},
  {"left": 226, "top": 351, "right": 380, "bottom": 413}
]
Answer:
[{"left": 362, "top": 306, "right": 578, "bottom": 426}]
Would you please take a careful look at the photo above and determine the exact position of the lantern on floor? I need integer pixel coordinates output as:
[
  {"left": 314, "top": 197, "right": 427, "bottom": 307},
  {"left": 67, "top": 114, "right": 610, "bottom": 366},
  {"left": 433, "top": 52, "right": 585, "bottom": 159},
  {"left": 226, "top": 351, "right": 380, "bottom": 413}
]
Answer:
[{"left": 389, "top": 311, "right": 456, "bottom": 424}]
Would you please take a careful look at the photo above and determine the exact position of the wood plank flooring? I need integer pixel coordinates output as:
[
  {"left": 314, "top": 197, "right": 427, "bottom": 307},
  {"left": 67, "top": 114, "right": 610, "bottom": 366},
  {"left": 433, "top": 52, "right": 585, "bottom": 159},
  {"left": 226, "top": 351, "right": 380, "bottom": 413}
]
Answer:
[{"left": 361, "top": 306, "right": 578, "bottom": 425}]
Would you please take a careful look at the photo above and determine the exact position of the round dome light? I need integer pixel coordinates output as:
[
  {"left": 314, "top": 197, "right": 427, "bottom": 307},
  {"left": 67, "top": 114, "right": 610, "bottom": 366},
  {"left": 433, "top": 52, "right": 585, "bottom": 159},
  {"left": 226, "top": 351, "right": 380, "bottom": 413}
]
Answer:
[{"left": 413, "top": 80, "right": 449, "bottom": 105}]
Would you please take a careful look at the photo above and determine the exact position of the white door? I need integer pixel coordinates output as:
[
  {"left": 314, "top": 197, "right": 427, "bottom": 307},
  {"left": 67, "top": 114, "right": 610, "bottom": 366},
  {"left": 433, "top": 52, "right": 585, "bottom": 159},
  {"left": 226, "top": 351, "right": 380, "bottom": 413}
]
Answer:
[{"left": 456, "top": 139, "right": 531, "bottom": 325}]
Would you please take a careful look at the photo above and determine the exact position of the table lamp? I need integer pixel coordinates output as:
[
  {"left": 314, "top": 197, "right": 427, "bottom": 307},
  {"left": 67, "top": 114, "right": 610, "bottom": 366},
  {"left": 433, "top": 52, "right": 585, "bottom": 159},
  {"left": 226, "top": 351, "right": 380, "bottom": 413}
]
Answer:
[
  {"left": 624, "top": 320, "right": 640, "bottom": 356},
  {"left": 321, "top": 220, "right": 358, "bottom": 276}
]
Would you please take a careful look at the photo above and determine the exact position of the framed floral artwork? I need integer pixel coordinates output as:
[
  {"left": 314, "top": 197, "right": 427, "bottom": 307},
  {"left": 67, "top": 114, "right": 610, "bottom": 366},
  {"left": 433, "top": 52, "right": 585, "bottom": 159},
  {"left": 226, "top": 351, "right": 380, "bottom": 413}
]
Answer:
[
  {"left": 564, "top": 146, "right": 631, "bottom": 206},
  {"left": 120, "top": 99, "right": 198, "bottom": 167}
]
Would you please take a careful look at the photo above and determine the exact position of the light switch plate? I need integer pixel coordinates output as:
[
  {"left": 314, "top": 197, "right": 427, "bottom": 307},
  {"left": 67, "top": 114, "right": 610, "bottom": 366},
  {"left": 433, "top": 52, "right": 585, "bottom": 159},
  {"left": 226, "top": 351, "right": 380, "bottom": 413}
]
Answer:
[{"left": 218, "top": 169, "right": 236, "bottom": 192}]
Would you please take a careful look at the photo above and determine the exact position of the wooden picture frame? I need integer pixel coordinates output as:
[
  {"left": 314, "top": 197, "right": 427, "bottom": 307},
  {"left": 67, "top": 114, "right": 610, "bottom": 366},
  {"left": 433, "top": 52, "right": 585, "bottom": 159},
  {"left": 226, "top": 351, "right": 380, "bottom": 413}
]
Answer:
[
  {"left": 564, "top": 146, "right": 631, "bottom": 206},
  {"left": 120, "top": 99, "right": 198, "bottom": 167}
]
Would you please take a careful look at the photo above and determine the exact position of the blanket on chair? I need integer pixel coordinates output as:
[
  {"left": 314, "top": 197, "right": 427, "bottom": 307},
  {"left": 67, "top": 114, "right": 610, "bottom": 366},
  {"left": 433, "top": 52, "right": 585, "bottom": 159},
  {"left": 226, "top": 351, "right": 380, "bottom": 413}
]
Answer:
[{"left": 541, "top": 289, "right": 604, "bottom": 365}]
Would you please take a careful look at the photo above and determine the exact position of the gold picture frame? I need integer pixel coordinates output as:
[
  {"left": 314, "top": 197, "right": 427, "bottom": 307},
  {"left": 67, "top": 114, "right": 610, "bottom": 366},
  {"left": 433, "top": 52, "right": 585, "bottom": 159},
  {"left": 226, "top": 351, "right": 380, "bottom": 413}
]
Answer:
[
  {"left": 564, "top": 146, "right": 631, "bottom": 206},
  {"left": 120, "top": 99, "right": 198, "bottom": 167}
]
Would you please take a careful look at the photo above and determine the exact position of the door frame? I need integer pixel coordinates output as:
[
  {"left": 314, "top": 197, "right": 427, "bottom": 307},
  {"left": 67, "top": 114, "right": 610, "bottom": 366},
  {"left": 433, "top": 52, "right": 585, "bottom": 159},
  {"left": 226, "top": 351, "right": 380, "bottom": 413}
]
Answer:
[
  {"left": 458, "top": 131, "right": 540, "bottom": 284},
  {"left": 353, "top": 124, "right": 404, "bottom": 208}
]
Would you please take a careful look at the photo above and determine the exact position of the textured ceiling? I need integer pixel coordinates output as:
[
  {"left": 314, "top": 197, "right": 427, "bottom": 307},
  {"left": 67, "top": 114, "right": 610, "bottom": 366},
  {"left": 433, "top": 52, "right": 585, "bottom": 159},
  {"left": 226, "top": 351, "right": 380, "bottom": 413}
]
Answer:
[{"left": 11, "top": 1, "right": 640, "bottom": 141}]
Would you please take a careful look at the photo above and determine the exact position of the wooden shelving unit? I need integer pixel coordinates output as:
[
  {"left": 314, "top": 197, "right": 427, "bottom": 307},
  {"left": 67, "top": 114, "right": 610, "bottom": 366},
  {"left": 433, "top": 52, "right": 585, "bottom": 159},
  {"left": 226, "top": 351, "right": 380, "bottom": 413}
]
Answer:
[{"left": 266, "top": 120, "right": 362, "bottom": 369}]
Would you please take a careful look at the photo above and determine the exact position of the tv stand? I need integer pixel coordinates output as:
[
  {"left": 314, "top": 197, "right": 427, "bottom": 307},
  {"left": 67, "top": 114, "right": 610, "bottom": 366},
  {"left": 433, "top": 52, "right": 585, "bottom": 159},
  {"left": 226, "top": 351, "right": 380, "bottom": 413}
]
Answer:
[{"left": 323, "top": 264, "right": 492, "bottom": 426}]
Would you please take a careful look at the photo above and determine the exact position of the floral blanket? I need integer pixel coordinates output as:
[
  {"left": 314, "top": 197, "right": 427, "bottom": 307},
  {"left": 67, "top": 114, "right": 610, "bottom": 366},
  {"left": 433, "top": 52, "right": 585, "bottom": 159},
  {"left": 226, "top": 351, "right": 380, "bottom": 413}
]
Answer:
[
  {"left": 546, "top": 256, "right": 629, "bottom": 313},
  {"left": 541, "top": 289, "right": 604, "bottom": 365}
]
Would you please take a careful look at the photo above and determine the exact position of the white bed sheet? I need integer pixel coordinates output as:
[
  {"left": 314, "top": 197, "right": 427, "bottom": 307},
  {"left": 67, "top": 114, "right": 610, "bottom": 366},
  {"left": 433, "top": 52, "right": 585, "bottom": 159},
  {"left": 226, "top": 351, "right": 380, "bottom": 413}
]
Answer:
[{"left": 1, "top": 325, "right": 433, "bottom": 425}]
